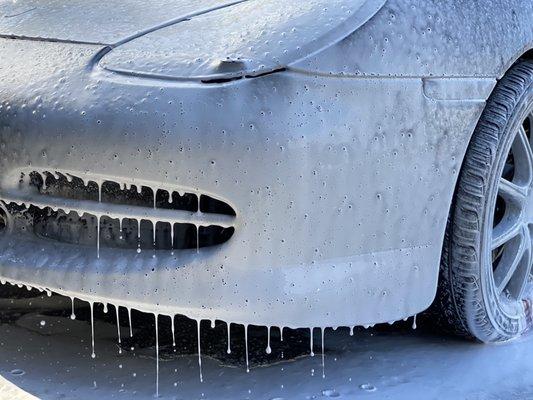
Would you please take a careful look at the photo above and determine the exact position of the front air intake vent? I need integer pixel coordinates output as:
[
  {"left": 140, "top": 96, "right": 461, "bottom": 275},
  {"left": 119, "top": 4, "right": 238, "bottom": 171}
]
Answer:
[{"left": 1, "top": 170, "right": 236, "bottom": 255}]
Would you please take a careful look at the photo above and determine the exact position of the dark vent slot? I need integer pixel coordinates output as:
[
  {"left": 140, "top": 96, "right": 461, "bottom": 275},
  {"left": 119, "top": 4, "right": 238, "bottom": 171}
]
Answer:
[
  {"left": 29, "top": 172, "right": 99, "bottom": 201},
  {"left": 200, "top": 195, "right": 235, "bottom": 216},
  {"left": 28, "top": 207, "right": 234, "bottom": 250},
  {"left": 3, "top": 171, "right": 236, "bottom": 254},
  {"left": 199, "top": 226, "right": 235, "bottom": 247},
  {"left": 101, "top": 181, "right": 156, "bottom": 208},
  {"left": 156, "top": 189, "right": 198, "bottom": 212}
]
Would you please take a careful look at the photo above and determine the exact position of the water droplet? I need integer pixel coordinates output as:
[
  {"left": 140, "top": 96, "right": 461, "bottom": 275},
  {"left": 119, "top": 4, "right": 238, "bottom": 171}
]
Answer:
[
  {"left": 359, "top": 383, "right": 377, "bottom": 392},
  {"left": 321, "top": 389, "right": 340, "bottom": 397},
  {"left": 244, "top": 324, "right": 250, "bottom": 373},
  {"left": 266, "top": 326, "right": 272, "bottom": 354},
  {"left": 70, "top": 297, "right": 76, "bottom": 320},
  {"left": 197, "top": 320, "right": 203, "bottom": 382}
]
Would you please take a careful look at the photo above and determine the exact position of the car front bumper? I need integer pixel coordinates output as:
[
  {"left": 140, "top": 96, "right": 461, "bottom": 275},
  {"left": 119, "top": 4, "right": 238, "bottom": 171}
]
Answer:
[{"left": 0, "top": 38, "right": 493, "bottom": 328}]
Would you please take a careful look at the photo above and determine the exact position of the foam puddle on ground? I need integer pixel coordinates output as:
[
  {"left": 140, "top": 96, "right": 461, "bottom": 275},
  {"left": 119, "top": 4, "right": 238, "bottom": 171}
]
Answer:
[
  {"left": 4, "top": 290, "right": 533, "bottom": 400},
  {"left": 0, "top": 282, "right": 420, "bottom": 399}
]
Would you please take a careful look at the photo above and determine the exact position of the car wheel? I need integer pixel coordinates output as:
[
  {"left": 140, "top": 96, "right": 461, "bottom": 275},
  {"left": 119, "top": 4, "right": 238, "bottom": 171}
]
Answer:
[{"left": 434, "top": 59, "right": 533, "bottom": 342}]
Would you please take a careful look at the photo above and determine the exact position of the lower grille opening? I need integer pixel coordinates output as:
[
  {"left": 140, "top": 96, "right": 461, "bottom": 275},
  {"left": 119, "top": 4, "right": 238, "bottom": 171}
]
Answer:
[
  {"left": 2, "top": 170, "right": 236, "bottom": 254},
  {"left": 31, "top": 209, "right": 235, "bottom": 250}
]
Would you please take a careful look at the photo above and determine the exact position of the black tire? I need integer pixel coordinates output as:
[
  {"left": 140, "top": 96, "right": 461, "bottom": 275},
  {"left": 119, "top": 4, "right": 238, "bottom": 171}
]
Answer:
[{"left": 433, "top": 60, "right": 533, "bottom": 342}]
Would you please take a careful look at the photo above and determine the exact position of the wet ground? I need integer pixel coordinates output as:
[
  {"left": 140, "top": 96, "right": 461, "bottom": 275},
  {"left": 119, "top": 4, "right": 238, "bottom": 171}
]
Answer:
[{"left": 1, "top": 286, "right": 532, "bottom": 400}]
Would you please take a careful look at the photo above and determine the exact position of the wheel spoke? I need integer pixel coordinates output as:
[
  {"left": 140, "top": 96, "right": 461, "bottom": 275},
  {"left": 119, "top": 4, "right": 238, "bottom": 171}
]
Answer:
[
  {"left": 511, "top": 126, "right": 533, "bottom": 187},
  {"left": 498, "top": 177, "right": 527, "bottom": 206},
  {"left": 492, "top": 177, "right": 526, "bottom": 250},
  {"left": 493, "top": 226, "right": 528, "bottom": 295},
  {"left": 492, "top": 219, "right": 522, "bottom": 250},
  {"left": 505, "top": 227, "right": 532, "bottom": 300},
  {"left": 492, "top": 184, "right": 526, "bottom": 251},
  {"left": 526, "top": 111, "right": 533, "bottom": 135}
]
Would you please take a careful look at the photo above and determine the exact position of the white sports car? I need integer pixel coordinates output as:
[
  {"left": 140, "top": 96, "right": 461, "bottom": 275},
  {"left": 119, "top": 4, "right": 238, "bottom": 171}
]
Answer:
[{"left": 0, "top": 0, "right": 532, "bottom": 344}]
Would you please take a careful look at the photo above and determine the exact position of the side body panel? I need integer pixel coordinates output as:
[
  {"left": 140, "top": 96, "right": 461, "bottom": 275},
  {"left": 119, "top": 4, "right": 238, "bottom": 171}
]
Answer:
[{"left": 293, "top": 0, "right": 533, "bottom": 78}]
